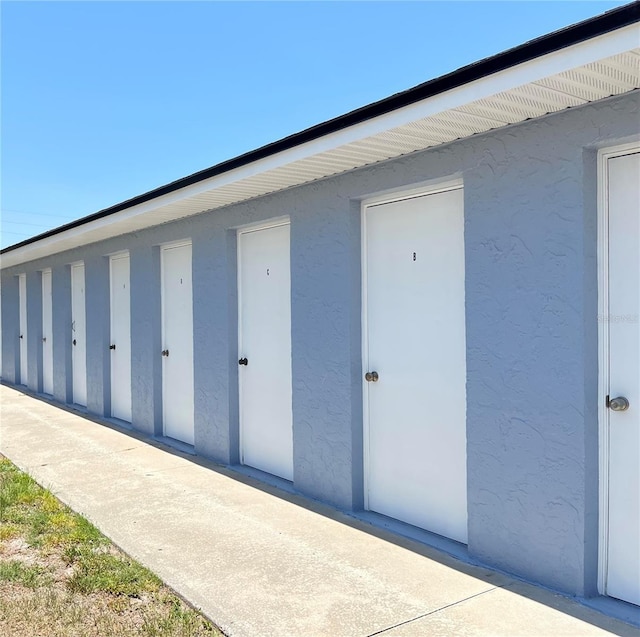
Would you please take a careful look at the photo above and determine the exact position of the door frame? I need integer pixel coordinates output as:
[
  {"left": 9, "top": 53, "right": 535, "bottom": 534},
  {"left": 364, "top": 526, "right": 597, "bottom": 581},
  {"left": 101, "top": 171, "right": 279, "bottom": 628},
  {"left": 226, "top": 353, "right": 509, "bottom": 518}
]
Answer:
[
  {"left": 597, "top": 141, "right": 640, "bottom": 596},
  {"left": 160, "top": 239, "right": 192, "bottom": 440},
  {"left": 360, "top": 179, "right": 463, "bottom": 511},
  {"left": 236, "top": 217, "right": 290, "bottom": 466}
]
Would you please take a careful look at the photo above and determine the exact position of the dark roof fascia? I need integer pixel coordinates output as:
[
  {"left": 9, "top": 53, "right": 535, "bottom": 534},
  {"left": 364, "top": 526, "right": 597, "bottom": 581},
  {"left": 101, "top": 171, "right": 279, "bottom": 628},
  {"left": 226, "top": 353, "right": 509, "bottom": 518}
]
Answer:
[{"left": 3, "top": 1, "right": 639, "bottom": 256}]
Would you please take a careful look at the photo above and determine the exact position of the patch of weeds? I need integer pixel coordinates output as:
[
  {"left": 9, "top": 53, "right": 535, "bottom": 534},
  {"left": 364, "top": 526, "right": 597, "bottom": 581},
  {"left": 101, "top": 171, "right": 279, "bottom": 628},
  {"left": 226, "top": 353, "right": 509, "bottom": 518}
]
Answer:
[
  {"left": 0, "top": 586, "right": 115, "bottom": 636},
  {"left": 0, "top": 459, "right": 61, "bottom": 533},
  {"left": 68, "top": 551, "right": 161, "bottom": 597},
  {"left": 141, "top": 594, "right": 215, "bottom": 637},
  {"left": 33, "top": 509, "right": 106, "bottom": 551},
  {"left": 0, "top": 460, "right": 43, "bottom": 525},
  {"left": 0, "top": 523, "right": 21, "bottom": 541},
  {"left": 61, "top": 544, "right": 82, "bottom": 565},
  {"left": 106, "top": 594, "right": 131, "bottom": 613},
  {"left": 0, "top": 560, "right": 51, "bottom": 588}
]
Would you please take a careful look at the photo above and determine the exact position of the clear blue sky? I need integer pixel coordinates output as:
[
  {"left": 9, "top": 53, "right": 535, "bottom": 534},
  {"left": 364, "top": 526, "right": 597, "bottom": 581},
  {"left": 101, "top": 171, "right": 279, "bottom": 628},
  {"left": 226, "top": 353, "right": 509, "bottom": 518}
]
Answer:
[{"left": 1, "top": 1, "right": 629, "bottom": 249}]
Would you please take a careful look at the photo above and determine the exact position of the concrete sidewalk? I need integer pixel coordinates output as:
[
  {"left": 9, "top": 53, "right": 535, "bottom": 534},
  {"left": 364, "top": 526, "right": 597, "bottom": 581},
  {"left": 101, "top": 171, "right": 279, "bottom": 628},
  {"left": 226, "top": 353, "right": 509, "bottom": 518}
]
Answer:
[{"left": 0, "top": 384, "right": 635, "bottom": 637}]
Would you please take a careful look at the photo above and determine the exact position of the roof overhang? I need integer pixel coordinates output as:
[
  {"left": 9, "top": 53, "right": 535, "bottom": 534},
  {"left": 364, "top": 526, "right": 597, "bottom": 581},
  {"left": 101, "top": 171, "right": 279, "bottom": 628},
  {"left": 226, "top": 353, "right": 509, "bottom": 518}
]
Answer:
[{"left": 2, "top": 6, "right": 639, "bottom": 270}]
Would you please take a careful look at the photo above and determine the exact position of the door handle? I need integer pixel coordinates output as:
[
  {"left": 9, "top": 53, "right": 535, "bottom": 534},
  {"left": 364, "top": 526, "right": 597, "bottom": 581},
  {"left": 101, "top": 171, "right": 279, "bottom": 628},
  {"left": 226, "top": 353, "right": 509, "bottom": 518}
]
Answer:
[
  {"left": 238, "top": 357, "right": 248, "bottom": 366},
  {"left": 42, "top": 337, "right": 46, "bottom": 342},
  {"left": 73, "top": 339, "right": 77, "bottom": 346},
  {"left": 364, "top": 371, "right": 379, "bottom": 382},
  {"left": 608, "top": 396, "right": 629, "bottom": 412},
  {"left": 19, "top": 335, "right": 23, "bottom": 339},
  {"left": 109, "top": 344, "right": 116, "bottom": 350},
  {"left": 161, "top": 349, "right": 169, "bottom": 357}
]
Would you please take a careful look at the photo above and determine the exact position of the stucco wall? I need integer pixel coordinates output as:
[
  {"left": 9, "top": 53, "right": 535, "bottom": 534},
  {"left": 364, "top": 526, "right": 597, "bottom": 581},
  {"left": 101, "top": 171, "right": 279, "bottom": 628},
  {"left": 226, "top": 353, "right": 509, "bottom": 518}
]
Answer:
[{"left": 1, "top": 92, "right": 638, "bottom": 597}]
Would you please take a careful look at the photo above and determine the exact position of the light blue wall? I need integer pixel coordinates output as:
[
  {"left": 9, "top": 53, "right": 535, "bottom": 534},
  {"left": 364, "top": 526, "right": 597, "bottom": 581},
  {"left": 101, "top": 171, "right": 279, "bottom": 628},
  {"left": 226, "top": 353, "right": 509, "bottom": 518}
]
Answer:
[
  {"left": 1, "top": 92, "right": 638, "bottom": 598},
  {"left": 130, "top": 246, "right": 162, "bottom": 436},
  {"left": 51, "top": 265, "right": 73, "bottom": 403},
  {"left": 25, "top": 271, "right": 43, "bottom": 393},
  {"left": 192, "top": 231, "right": 239, "bottom": 463},
  {"left": 85, "top": 256, "right": 111, "bottom": 416}
]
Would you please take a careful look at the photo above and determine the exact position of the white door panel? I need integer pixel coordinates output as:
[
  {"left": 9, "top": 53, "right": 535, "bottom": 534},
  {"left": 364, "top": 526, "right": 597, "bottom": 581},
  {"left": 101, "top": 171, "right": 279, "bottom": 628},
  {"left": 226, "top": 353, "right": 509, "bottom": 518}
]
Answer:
[
  {"left": 605, "top": 151, "right": 640, "bottom": 606},
  {"left": 161, "top": 243, "right": 194, "bottom": 445},
  {"left": 71, "top": 263, "right": 87, "bottom": 406},
  {"left": 42, "top": 269, "right": 53, "bottom": 395},
  {"left": 365, "top": 188, "right": 468, "bottom": 543},
  {"left": 239, "top": 223, "right": 293, "bottom": 481},
  {"left": 110, "top": 254, "right": 132, "bottom": 422},
  {"left": 18, "top": 273, "right": 27, "bottom": 385}
]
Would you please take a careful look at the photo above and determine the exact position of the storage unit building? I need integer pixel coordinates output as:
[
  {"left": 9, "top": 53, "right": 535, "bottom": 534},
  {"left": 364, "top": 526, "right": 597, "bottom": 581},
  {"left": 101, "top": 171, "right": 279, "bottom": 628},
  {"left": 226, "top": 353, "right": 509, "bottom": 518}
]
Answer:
[{"left": 2, "top": 5, "right": 639, "bottom": 614}]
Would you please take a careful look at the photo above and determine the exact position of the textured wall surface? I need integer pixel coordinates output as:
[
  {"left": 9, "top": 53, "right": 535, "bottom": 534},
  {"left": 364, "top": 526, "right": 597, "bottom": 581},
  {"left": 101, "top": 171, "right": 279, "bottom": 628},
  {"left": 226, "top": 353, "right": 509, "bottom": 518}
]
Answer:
[
  {"left": 85, "top": 256, "right": 110, "bottom": 416},
  {"left": 25, "top": 271, "right": 43, "bottom": 393},
  {"left": 1, "top": 92, "right": 638, "bottom": 597},
  {"left": 192, "top": 231, "right": 238, "bottom": 464},
  {"left": 462, "top": 95, "right": 638, "bottom": 596},
  {"left": 130, "top": 245, "right": 162, "bottom": 436},
  {"left": 51, "top": 265, "right": 73, "bottom": 404}
]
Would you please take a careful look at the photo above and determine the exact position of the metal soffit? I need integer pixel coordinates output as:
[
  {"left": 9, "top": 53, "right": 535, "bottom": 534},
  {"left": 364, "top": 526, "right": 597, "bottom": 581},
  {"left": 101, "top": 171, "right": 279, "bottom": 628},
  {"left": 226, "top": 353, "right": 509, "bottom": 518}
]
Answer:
[{"left": 1, "top": 15, "right": 639, "bottom": 268}]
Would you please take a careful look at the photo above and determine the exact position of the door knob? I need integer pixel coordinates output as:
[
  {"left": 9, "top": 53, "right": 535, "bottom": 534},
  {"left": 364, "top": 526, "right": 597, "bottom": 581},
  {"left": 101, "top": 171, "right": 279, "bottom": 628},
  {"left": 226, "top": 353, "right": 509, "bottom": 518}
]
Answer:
[
  {"left": 42, "top": 337, "right": 46, "bottom": 342},
  {"left": 161, "top": 349, "right": 169, "bottom": 357},
  {"left": 365, "top": 371, "right": 379, "bottom": 382},
  {"left": 73, "top": 339, "right": 77, "bottom": 346},
  {"left": 608, "top": 396, "right": 629, "bottom": 412},
  {"left": 238, "top": 357, "right": 248, "bottom": 366},
  {"left": 19, "top": 335, "right": 23, "bottom": 339},
  {"left": 109, "top": 344, "right": 116, "bottom": 350}
]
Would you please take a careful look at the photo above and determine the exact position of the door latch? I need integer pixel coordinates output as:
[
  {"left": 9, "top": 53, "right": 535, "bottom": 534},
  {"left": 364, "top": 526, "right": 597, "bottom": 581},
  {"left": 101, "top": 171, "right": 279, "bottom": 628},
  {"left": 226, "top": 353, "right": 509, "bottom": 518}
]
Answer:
[
  {"left": 238, "top": 357, "right": 248, "bottom": 366},
  {"left": 607, "top": 395, "right": 629, "bottom": 412}
]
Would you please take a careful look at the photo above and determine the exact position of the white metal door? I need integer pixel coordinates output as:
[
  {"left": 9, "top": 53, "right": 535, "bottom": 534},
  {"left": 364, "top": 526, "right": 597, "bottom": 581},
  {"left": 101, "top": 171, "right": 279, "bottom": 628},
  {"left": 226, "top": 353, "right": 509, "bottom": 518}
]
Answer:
[
  {"left": 18, "top": 273, "right": 28, "bottom": 385},
  {"left": 42, "top": 269, "right": 53, "bottom": 395},
  {"left": 110, "top": 254, "right": 132, "bottom": 422},
  {"left": 364, "top": 187, "right": 468, "bottom": 543},
  {"left": 238, "top": 223, "right": 293, "bottom": 481},
  {"left": 161, "top": 242, "right": 194, "bottom": 445},
  {"left": 603, "top": 150, "right": 640, "bottom": 606},
  {"left": 71, "top": 263, "right": 87, "bottom": 406}
]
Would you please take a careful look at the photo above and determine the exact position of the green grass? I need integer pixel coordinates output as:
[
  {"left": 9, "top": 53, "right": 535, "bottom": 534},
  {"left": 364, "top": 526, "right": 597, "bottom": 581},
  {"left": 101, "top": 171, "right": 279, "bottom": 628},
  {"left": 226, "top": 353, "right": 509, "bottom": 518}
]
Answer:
[
  {"left": 0, "top": 458, "right": 158, "bottom": 598},
  {"left": 0, "top": 457, "right": 220, "bottom": 636},
  {"left": 0, "top": 459, "right": 107, "bottom": 552},
  {"left": 0, "top": 560, "right": 50, "bottom": 588},
  {"left": 67, "top": 549, "right": 161, "bottom": 596},
  {"left": 142, "top": 594, "right": 217, "bottom": 636}
]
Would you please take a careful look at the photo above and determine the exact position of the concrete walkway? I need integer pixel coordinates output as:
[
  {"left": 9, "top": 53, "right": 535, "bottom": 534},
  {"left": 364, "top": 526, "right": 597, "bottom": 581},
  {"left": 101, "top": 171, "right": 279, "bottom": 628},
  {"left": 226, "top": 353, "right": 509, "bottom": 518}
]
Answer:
[{"left": 0, "top": 384, "right": 635, "bottom": 637}]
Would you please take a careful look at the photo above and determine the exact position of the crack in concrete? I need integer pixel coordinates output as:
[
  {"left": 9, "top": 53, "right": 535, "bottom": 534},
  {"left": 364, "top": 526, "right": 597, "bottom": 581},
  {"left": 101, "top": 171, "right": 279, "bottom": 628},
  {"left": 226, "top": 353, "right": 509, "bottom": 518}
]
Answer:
[
  {"left": 29, "top": 444, "right": 146, "bottom": 468},
  {"left": 365, "top": 586, "right": 498, "bottom": 636}
]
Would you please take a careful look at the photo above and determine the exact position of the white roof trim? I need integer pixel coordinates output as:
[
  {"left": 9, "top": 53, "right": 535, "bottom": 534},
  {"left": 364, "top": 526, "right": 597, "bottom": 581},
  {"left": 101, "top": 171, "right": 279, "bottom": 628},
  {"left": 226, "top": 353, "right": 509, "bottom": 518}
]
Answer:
[{"left": 2, "top": 22, "right": 639, "bottom": 270}]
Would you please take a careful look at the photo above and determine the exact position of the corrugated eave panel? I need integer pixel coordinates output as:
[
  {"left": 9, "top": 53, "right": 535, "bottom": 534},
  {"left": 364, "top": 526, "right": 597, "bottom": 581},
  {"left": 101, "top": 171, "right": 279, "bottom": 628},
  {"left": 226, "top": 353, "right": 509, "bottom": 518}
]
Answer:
[
  {"left": 2, "top": 48, "right": 639, "bottom": 267},
  {"left": 166, "top": 48, "right": 640, "bottom": 220}
]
